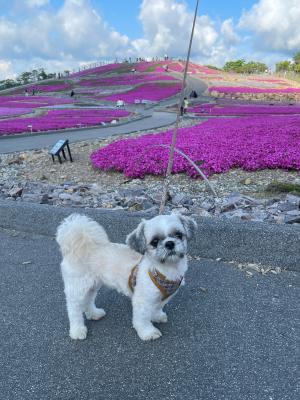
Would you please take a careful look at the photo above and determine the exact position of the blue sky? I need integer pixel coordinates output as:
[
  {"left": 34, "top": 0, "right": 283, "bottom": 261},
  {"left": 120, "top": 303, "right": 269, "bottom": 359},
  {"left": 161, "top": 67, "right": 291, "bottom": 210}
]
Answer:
[{"left": 0, "top": 0, "right": 299, "bottom": 79}]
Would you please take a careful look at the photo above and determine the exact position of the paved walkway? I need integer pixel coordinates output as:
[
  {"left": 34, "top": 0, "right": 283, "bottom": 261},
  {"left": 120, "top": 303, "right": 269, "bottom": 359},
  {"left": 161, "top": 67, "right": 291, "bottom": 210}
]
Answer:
[
  {"left": 0, "top": 77, "right": 208, "bottom": 154},
  {"left": 0, "top": 225, "right": 298, "bottom": 400},
  {"left": 0, "top": 110, "right": 177, "bottom": 153}
]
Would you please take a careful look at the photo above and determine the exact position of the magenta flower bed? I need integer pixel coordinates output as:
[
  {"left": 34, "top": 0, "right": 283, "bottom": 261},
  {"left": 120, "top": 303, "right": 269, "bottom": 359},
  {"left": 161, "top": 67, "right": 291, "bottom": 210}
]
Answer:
[
  {"left": 70, "top": 63, "right": 121, "bottom": 77},
  {"left": 0, "top": 108, "right": 130, "bottom": 136},
  {"left": 209, "top": 86, "right": 300, "bottom": 94},
  {"left": 79, "top": 73, "right": 178, "bottom": 87},
  {"left": 248, "top": 78, "right": 287, "bottom": 83},
  {"left": 103, "top": 82, "right": 181, "bottom": 103},
  {"left": 0, "top": 95, "right": 73, "bottom": 108},
  {"left": 0, "top": 107, "right": 33, "bottom": 117},
  {"left": 26, "top": 83, "right": 71, "bottom": 92},
  {"left": 91, "top": 115, "right": 300, "bottom": 178},
  {"left": 189, "top": 104, "right": 300, "bottom": 116}
]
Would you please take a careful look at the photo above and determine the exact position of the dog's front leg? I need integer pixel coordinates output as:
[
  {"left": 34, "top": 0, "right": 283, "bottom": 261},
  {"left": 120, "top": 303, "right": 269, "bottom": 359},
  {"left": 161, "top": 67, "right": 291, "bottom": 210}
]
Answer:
[{"left": 132, "top": 295, "right": 162, "bottom": 341}]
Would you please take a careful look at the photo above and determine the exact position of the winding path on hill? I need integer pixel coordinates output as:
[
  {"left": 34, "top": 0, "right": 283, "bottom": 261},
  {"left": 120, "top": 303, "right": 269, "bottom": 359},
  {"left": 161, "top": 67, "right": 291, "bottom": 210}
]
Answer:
[{"left": 0, "top": 77, "right": 208, "bottom": 154}]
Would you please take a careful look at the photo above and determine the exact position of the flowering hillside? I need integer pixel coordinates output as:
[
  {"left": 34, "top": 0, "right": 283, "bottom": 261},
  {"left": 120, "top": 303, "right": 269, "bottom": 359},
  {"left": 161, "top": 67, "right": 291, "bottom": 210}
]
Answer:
[
  {"left": 189, "top": 103, "right": 300, "bottom": 116},
  {"left": 103, "top": 82, "right": 181, "bottom": 103},
  {"left": 0, "top": 108, "right": 130, "bottom": 136},
  {"left": 91, "top": 115, "right": 300, "bottom": 178}
]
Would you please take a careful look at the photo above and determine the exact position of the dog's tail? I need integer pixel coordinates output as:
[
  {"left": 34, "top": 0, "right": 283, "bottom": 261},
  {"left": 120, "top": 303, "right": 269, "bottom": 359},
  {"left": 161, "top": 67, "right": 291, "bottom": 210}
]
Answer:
[{"left": 56, "top": 214, "right": 109, "bottom": 260}]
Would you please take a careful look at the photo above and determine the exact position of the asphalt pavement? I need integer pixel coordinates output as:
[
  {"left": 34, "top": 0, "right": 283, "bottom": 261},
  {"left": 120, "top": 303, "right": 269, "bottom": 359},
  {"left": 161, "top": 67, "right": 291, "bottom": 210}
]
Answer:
[
  {"left": 0, "top": 225, "right": 299, "bottom": 400},
  {"left": 0, "top": 110, "right": 177, "bottom": 153}
]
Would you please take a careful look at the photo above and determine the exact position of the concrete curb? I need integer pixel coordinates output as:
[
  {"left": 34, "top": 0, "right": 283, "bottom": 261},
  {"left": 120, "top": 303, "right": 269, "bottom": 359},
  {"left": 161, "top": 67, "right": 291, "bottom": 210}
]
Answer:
[{"left": 0, "top": 200, "right": 299, "bottom": 271}]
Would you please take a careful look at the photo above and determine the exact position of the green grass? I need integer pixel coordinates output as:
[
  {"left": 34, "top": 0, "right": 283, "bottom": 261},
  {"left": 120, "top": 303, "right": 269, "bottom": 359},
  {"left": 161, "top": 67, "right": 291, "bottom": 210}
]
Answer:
[
  {"left": 146, "top": 64, "right": 162, "bottom": 72},
  {"left": 266, "top": 181, "right": 300, "bottom": 196}
]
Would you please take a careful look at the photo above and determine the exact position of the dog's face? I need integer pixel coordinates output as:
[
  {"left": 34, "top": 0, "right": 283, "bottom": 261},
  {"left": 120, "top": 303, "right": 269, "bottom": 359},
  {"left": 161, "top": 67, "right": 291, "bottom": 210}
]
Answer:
[{"left": 126, "top": 214, "right": 197, "bottom": 264}]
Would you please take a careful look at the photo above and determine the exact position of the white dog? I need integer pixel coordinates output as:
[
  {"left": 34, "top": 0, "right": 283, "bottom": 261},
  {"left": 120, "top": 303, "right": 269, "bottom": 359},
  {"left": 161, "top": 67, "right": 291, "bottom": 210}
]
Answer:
[{"left": 56, "top": 213, "right": 197, "bottom": 341}]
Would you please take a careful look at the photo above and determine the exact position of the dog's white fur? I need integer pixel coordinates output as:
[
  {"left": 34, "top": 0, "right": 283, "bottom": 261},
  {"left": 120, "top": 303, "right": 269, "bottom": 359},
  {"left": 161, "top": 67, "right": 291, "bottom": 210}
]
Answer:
[{"left": 56, "top": 213, "right": 197, "bottom": 341}]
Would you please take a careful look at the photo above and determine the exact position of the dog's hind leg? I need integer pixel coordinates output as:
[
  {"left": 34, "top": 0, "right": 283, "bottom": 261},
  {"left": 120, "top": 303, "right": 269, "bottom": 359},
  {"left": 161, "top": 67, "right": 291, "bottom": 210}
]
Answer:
[
  {"left": 84, "top": 285, "right": 106, "bottom": 321},
  {"left": 64, "top": 280, "right": 91, "bottom": 340}
]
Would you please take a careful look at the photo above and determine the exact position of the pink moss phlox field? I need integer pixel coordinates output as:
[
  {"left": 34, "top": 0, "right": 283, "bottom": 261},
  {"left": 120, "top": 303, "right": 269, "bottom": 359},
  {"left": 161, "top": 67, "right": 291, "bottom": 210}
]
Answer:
[
  {"left": 79, "top": 73, "right": 178, "bottom": 87},
  {"left": 91, "top": 116, "right": 300, "bottom": 178},
  {"left": 0, "top": 95, "right": 73, "bottom": 108},
  {"left": 189, "top": 104, "right": 300, "bottom": 116},
  {"left": 0, "top": 107, "right": 33, "bottom": 117},
  {"left": 70, "top": 63, "right": 121, "bottom": 77},
  {"left": 0, "top": 108, "right": 130, "bottom": 136},
  {"left": 248, "top": 78, "right": 287, "bottom": 84},
  {"left": 26, "top": 83, "right": 71, "bottom": 92},
  {"left": 209, "top": 86, "right": 300, "bottom": 94},
  {"left": 103, "top": 82, "right": 181, "bottom": 103}
]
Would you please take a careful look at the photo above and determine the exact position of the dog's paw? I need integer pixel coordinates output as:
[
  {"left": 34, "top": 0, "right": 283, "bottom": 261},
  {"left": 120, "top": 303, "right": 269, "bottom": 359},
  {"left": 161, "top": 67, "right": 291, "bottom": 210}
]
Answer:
[
  {"left": 85, "top": 308, "right": 106, "bottom": 321},
  {"left": 152, "top": 311, "right": 168, "bottom": 324},
  {"left": 69, "top": 326, "right": 87, "bottom": 340},
  {"left": 138, "top": 327, "right": 162, "bottom": 341}
]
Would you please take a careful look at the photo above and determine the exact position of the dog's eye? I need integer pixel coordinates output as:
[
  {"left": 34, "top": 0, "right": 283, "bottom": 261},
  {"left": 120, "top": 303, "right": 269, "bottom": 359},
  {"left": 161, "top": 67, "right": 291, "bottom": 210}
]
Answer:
[
  {"left": 150, "top": 238, "right": 159, "bottom": 248},
  {"left": 175, "top": 231, "right": 183, "bottom": 240}
]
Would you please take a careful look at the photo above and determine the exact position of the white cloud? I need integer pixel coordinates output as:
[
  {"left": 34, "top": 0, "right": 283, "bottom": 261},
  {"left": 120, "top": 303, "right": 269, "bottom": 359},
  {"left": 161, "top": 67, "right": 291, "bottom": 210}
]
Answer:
[
  {"left": 0, "top": 60, "right": 15, "bottom": 80},
  {"left": 132, "top": 0, "right": 239, "bottom": 65},
  {"left": 25, "top": 0, "right": 49, "bottom": 7},
  {"left": 239, "top": 0, "right": 300, "bottom": 53},
  {"left": 0, "top": 0, "right": 242, "bottom": 78}
]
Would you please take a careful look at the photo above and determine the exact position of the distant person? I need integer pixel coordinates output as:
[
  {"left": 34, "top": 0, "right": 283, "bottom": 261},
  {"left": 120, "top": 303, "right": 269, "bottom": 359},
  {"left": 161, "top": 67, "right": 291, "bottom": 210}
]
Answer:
[
  {"left": 165, "top": 65, "right": 169, "bottom": 72},
  {"left": 183, "top": 97, "right": 189, "bottom": 114},
  {"left": 32, "top": 88, "right": 35, "bottom": 95},
  {"left": 116, "top": 100, "right": 125, "bottom": 108},
  {"left": 70, "top": 90, "right": 75, "bottom": 97},
  {"left": 24, "top": 89, "right": 29, "bottom": 97}
]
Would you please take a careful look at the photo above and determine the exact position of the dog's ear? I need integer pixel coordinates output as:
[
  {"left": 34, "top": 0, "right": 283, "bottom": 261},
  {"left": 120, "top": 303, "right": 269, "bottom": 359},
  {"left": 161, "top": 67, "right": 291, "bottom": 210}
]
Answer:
[
  {"left": 126, "top": 220, "right": 147, "bottom": 254},
  {"left": 178, "top": 215, "right": 197, "bottom": 239}
]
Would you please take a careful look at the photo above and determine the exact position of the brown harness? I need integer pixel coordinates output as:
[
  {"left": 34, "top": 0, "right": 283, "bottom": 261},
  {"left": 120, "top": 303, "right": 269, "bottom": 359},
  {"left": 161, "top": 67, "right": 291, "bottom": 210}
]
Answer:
[{"left": 128, "top": 265, "right": 183, "bottom": 300}]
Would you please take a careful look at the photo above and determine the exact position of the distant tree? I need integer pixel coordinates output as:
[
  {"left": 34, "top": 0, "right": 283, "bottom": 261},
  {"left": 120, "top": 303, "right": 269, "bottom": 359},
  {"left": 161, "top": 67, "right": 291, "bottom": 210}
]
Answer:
[
  {"left": 0, "top": 79, "right": 17, "bottom": 89},
  {"left": 47, "top": 73, "right": 56, "bottom": 79},
  {"left": 293, "top": 63, "right": 300, "bottom": 73},
  {"left": 204, "top": 64, "right": 221, "bottom": 70},
  {"left": 223, "top": 59, "right": 267, "bottom": 74},
  {"left": 275, "top": 60, "right": 292, "bottom": 72},
  {"left": 38, "top": 68, "right": 48, "bottom": 80},
  {"left": 293, "top": 51, "right": 300, "bottom": 65},
  {"left": 17, "top": 71, "right": 33, "bottom": 85},
  {"left": 243, "top": 61, "right": 268, "bottom": 74},
  {"left": 223, "top": 59, "right": 246, "bottom": 73}
]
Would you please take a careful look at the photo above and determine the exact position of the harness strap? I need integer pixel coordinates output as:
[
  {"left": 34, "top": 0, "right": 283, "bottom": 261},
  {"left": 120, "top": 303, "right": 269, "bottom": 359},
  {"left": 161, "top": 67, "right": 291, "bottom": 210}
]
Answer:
[
  {"left": 148, "top": 270, "right": 183, "bottom": 300},
  {"left": 128, "top": 264, "right": 182, "bottom": 300}
]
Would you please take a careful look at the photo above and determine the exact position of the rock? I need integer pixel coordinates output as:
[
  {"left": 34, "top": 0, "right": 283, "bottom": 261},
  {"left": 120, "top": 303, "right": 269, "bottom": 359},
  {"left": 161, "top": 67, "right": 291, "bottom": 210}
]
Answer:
[
  {"left": 192, "top": 208, "right": 211, "bottom": 217},
  {"left": 8, "top": 157, "right": 23, "bottom": 165},
  {"left": 22, "top": 193, "right": 51, "bottom": 204},
  {"left": 200, "top": 199, "right": 215, "bottom": 211},
  {"left": 285, "top": 215, "right": 300, "bottom": 224},
  {"left": 8, "top": 186, "right": 23, "bottom": 198},
  {"left": 286, "top": 210, "right": 300, "bottom": 216},
  {"left": 286, "top": 194, "right": 300, "bottom": 206},
  {"left": 128, "top": 203, "right": 144, "bottom": 211},
  {"left": 240, "top": 178, "right": 252, "bottom": 185},
  {"left": 221, "top": 209, "right": 252, "bottom": 221},
  {"left": 277, "top": 202, "right": 298, "bottom": 212},
  {"left": 171, "top": 193, "right": 193, "bottom": 206}
]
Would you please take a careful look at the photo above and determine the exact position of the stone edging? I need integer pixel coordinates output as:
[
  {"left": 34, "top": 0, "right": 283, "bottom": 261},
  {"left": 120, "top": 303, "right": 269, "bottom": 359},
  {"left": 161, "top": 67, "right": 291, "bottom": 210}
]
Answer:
[{"left": 0, "top": 200, "right": 299, "bottom": 271}]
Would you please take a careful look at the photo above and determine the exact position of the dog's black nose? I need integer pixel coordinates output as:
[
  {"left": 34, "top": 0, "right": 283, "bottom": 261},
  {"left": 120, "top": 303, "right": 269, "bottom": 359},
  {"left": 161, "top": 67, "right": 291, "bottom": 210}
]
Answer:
[{"left": 165, "top": 241, "right": 175, "bottom": 250}]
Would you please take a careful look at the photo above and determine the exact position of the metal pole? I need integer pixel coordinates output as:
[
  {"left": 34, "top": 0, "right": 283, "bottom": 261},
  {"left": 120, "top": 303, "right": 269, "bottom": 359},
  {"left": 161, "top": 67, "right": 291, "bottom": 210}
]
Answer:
[{"left": 159, "top": 0, "right": 200, "bottom": 214}]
